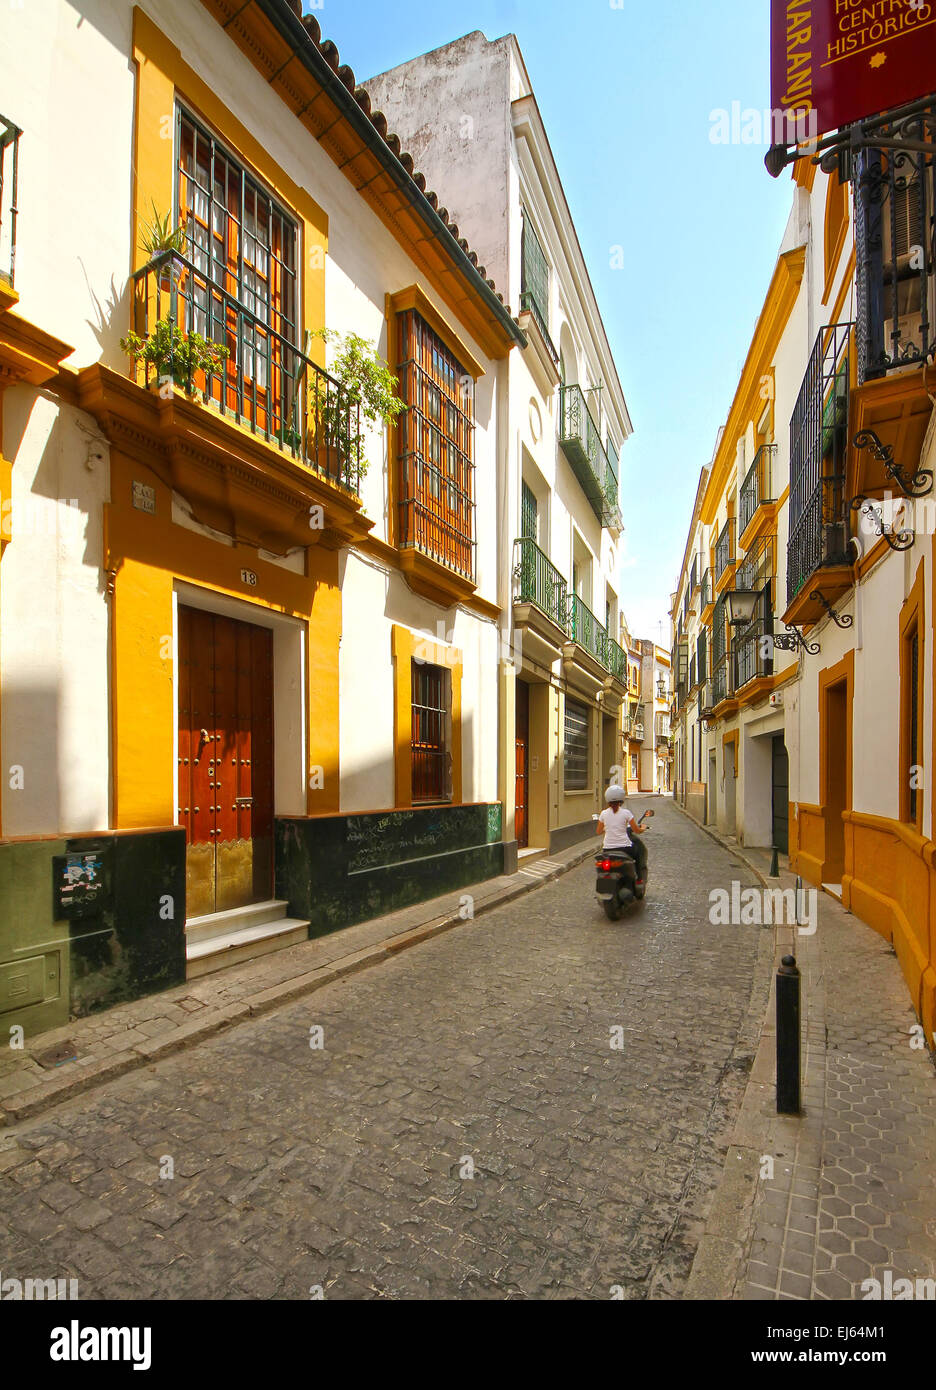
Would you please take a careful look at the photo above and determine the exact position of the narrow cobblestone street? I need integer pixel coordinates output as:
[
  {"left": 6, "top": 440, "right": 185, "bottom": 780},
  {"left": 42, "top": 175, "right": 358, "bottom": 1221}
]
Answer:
[{"left": 0, "top": 801, "right": 767, "bottom": 1300}]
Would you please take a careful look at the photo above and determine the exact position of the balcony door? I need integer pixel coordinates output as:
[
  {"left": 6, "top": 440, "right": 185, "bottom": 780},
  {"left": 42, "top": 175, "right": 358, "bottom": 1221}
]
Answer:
[{"left": 178, "top": 607, "right": 274, "bottom": 919}]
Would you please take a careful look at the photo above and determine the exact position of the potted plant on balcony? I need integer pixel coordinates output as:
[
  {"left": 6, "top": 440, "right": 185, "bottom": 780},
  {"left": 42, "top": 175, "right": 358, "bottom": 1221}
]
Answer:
[
  {"left": 305, "top": 327, "right": 404, "bottom": 482},
  {"left": 119, "top": 318, "right": 229, "bottom": 397},
  {"left": 138, "top": 202, "right": 187, "bottom": 290}
]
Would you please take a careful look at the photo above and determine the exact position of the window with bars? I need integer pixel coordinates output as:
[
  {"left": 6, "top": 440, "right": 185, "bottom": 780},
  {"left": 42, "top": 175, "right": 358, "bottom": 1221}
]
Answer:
[
  {"left": 175, "top": 107, "right": 298, "bottom": 423},
  {"left": 397, "top": 311, "right": 475, "bottom": 578},
  {"left": 564, "top": 698, "right": 590, "bottom": 791},
  {"left": 521, "top": 481, "right": 538, "bottom": 542},
  {"left": 411, "top": 661, "right": 452, "bottom": 804}
]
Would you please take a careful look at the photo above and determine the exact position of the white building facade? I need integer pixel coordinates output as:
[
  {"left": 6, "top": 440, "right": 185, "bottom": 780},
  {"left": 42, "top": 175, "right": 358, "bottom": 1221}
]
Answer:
[{"left": 368, "top": 31, "right": 633, "bottom": 862}]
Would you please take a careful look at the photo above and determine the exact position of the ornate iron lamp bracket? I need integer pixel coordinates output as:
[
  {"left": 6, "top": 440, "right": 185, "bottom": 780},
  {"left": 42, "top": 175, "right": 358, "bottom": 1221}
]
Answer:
[
  {"left": 853, "top": 430, "right": 933, "bottom": 498},
  {"left": 810, "top": 590, "right": 853, "bottom": 629},
  {"left": 848, "top": 495, "right": 915, "bottom": 552},
  {"left": 772, "top": 627, "right": 820, "bottom": 656}
]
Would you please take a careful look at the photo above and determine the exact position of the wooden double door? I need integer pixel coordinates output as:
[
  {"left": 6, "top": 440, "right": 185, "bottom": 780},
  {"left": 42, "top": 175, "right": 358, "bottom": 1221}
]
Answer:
[{"left": 178, "top": 607, "right": 274, "bottom": 918}]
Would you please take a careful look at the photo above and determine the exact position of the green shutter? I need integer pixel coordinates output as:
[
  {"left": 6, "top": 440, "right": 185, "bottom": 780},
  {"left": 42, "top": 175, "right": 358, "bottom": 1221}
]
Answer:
[{"left": 521, "top": 482, "right": 537, "bottom": 542}]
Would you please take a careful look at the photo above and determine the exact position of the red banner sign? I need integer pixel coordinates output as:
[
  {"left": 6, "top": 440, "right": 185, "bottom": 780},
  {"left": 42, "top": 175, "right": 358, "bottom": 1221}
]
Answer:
[{"left": 770, "top": 0, "right": 936, "bottom": 140}]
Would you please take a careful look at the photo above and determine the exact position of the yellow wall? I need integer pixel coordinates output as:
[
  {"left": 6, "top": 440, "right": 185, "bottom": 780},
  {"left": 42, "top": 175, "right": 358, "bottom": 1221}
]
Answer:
[{"left": 106, "top": 447, "right": 341, "bottom": 826}]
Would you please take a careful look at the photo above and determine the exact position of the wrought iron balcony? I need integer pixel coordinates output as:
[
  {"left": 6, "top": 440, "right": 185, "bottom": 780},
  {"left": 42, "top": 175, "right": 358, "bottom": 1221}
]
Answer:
[
  {"left": 736, "top": 533, "right": 776, "bottom": 594},
  {"left": 714, "top": 517, "right": 735, "bottom": 584},
  {"left": 604, "top": 635, "right": 628, "bottom": 683},
  {"left": 712, "top": 653, "right": 732, "bottom": 706},
  {"left": 787, "top": 323, "right": 853, "bottom": 605},
  {"left": 700, "top": 566, "right": 712, "bottom": 612},
  {"left": 519, "top": 290, "right": 559, "bottom": 365},
  {"left": 126, "top": 251, "right": 361, "bottom": 494},
  {"left": 559, "top": 382, "right": 621, "bottom": 530},
  {"left": 853, "top": 102, "right": 936, "bottom": 383},
  {"left": 689, "top": 556, "right": 699, "bottom": 593},
  {"left": 739, "top": 443, "right": 777, "bottom": 536},
  {"left": 568, "top": 592, "right": 607, "bottom": 668},
  {"left": 733, "top": 616, "right": 773, "bottom": 690},
  {"left": 513, "top": 536, "right": 570, "bottom": 630},
  {"left": 0, "top": 115, "right": 21, "bottom": 288},
  {"left": 513, "top": 538, "right": 625, "bottom": 681}
]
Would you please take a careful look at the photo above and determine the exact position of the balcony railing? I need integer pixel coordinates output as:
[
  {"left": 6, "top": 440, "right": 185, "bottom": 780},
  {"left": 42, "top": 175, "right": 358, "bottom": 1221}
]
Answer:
[
  {"left": 712, "top": 653, "right": 732, "bottom": 706},
  {"left": 787, "top": 323, "right": 853, "bottom": 604},
  {"left": 689, "top": 556, "right": 699, "bottom": 594},
  {"left": 604, "top": 635, "right": 628, "bottom": 682},
  {"left": 126, "top": 251, "right": 361, "bottom": 494},
  {"left": 733, "top": 616, "right": 773, "bottom": 690},
  {"left": 519, "top": 290, "right": 559, "bottom": 365},
  {"left": 559, "top": 382, "right": 622, "bottom": 529},
  {"left": 513, "top": 535, "right": 569, "bottom": 629},
  {"left": 632, "top": 722, "right": 645, "bottom": 742},
  {"left": 715, "top": 517, "right": 735, "bottom": 583},
  {"left": 569, "top": 593, "right": 606, "bottom": 668},
  {"left": 0, "top": 114, "right": 21, "bottom": 288},
  {"left": 700, "top": 566, "right": 712, "bottom": 611},
  {"left": 512, "top": 538, "right": 626, "bottom": 682},
  {"left": 736, "top": 533, "right": 776, "bottom": 595},
  {"left": 853, "top": 102, "right": 936, "bottom": 383},
  {"left": 739, "top": 443, "right": 777, "bottom": 536}
]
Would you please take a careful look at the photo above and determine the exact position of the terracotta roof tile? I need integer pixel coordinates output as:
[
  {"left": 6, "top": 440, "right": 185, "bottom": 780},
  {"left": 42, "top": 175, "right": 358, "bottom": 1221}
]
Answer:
[{"left": 295, "top": 9, "right": 513, "bottom": 316}]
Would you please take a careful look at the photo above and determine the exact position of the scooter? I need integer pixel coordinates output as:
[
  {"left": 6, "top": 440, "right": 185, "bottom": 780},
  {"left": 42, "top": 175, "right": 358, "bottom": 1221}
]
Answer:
[{"left": 595, "top": 809, "right": 654, "bottom": 920}]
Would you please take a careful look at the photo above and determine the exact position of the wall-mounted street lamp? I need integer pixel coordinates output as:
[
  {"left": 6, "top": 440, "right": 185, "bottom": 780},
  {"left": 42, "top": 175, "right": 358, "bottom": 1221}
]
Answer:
[
  {"left": 725, "top": 588, "right": 760, "bottom": 626},
  {"left": 656, "top": 676, "right": 667, "bottom": 700}
]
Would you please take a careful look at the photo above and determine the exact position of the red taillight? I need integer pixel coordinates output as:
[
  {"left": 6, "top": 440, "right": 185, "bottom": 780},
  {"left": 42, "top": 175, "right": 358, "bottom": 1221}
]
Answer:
[{"left": 597, "top": 858, "right": 616, "bottom": 872}]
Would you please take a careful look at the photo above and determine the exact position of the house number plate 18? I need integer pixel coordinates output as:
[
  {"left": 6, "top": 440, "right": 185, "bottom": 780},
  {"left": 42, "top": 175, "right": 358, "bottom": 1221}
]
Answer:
[{"left": 240, "top": 569, "right": 258, "bottom": 587}]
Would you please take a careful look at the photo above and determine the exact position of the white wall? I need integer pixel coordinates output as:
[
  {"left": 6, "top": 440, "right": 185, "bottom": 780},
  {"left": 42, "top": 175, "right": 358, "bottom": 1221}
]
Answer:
[{"left": 1, "top": 393, "right": 110, "bottom": 835}]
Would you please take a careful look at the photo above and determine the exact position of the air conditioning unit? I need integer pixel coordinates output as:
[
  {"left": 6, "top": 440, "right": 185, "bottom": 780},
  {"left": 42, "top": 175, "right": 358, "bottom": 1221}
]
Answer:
[{"left": 769, "top": 691, "right": 784, "bottom": 708}]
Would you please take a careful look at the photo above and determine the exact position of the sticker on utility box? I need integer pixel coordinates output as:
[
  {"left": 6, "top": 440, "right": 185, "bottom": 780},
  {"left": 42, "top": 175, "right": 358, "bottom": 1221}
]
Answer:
[{"left": 53, "top": 853, "right": 106, "bottom": 918}]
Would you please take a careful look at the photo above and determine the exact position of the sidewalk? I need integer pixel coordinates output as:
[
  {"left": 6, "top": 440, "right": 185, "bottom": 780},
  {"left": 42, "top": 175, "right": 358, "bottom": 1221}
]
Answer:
[
  {"left": 677, "top": 802, "right": 936, "bottom": 1301},
  {"left": 0, "top": 838, "right": 598, "bottom": 1131}
]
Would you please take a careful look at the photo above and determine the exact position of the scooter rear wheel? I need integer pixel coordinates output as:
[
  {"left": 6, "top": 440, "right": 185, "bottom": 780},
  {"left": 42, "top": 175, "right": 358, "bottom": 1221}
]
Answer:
[{"left": 602, "top": 899, "right": 622, "bottom": 921}]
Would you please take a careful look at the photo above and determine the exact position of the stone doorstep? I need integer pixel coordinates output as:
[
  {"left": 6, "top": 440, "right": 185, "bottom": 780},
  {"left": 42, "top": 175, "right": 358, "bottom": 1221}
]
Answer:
[{"left": 0, "top": 841, "right": 597, "bottom": 1129}]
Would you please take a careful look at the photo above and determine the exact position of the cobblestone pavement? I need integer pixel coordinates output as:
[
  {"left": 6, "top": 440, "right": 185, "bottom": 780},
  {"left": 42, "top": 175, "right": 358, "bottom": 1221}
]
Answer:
[{"left": 0, "top": 801, "right": 766, "bottom": 1300}]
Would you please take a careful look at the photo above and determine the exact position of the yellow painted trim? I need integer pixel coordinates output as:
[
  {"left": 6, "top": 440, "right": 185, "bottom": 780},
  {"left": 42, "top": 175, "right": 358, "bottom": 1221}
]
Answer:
[
  {"left": 131, "top": 7, "right": 327, "bottom": 359},
  {"left": 701, "top": 247, "right": 805, "bottom": 526},
  {"left": 821, "top": 172, "right": 850, "bottom": 307},
  {"left": 391, "top": 624, "right": 463, "bottom": 809},
  {"left": 899, "top": 557, "right": 925, "bottom": 832},
  {"left": 829, "top": 247, "right": 857, "bottom": 328},
  {"left": 387, "top": 285, "right": 486, "bottom": 381},
  {"left": 105, "top": 446, "right": 342, "bottom": 827},
  {"left": 793, "top": 156, "right": 817, "bottom": 192}
]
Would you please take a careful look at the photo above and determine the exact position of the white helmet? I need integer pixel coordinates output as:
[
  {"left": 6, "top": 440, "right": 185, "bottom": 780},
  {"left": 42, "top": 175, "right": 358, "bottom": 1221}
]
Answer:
[{"left": 605, "top": 784, "right": 626, "bottom": 804}]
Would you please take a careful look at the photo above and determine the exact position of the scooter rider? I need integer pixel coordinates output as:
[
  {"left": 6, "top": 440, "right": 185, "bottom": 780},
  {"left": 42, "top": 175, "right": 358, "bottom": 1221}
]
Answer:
[{"left": 594, "top": 784, "right": 647, "bottom": 884}]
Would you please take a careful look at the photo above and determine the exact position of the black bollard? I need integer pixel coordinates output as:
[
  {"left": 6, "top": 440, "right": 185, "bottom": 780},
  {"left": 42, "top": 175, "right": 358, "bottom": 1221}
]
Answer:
[
  {"left": 769, "top": 845, "right": 779, "bottom": 877},
  {"left": 776, "top": 954, "right": 801, "bottom": 1114}
]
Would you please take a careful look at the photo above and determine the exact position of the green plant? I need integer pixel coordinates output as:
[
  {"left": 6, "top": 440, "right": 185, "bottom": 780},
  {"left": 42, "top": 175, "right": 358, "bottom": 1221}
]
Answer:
[
  {"left": 139, "top": 201, "right": 186, "bottom": 260},
  {"left": 306, "top": 327, "right": 404, "bottom": 477},
  {"left": 120, "top": 319, "right": 229, "bottom": 395}
]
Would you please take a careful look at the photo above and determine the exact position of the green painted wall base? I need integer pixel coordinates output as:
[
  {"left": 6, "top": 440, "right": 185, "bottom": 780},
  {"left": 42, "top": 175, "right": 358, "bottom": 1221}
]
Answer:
[
  {"left": 275, "top": 803, "right": 504, "bottom": 936},
  {"left": 0, "top": 830, "right": 186, "bottom": 1041}
]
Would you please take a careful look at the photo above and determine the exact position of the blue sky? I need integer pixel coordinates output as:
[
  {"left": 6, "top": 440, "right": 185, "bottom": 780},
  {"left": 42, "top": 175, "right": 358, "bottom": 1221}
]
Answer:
[{"left": 304, "top": 0, "right": 794, "bottom": 646}]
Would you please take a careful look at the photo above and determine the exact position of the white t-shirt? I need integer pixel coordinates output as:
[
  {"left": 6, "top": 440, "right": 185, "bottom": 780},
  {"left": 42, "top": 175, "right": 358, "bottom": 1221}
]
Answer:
[{"left": 599, "top": 806, "right": 635, "bottom": 849}]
